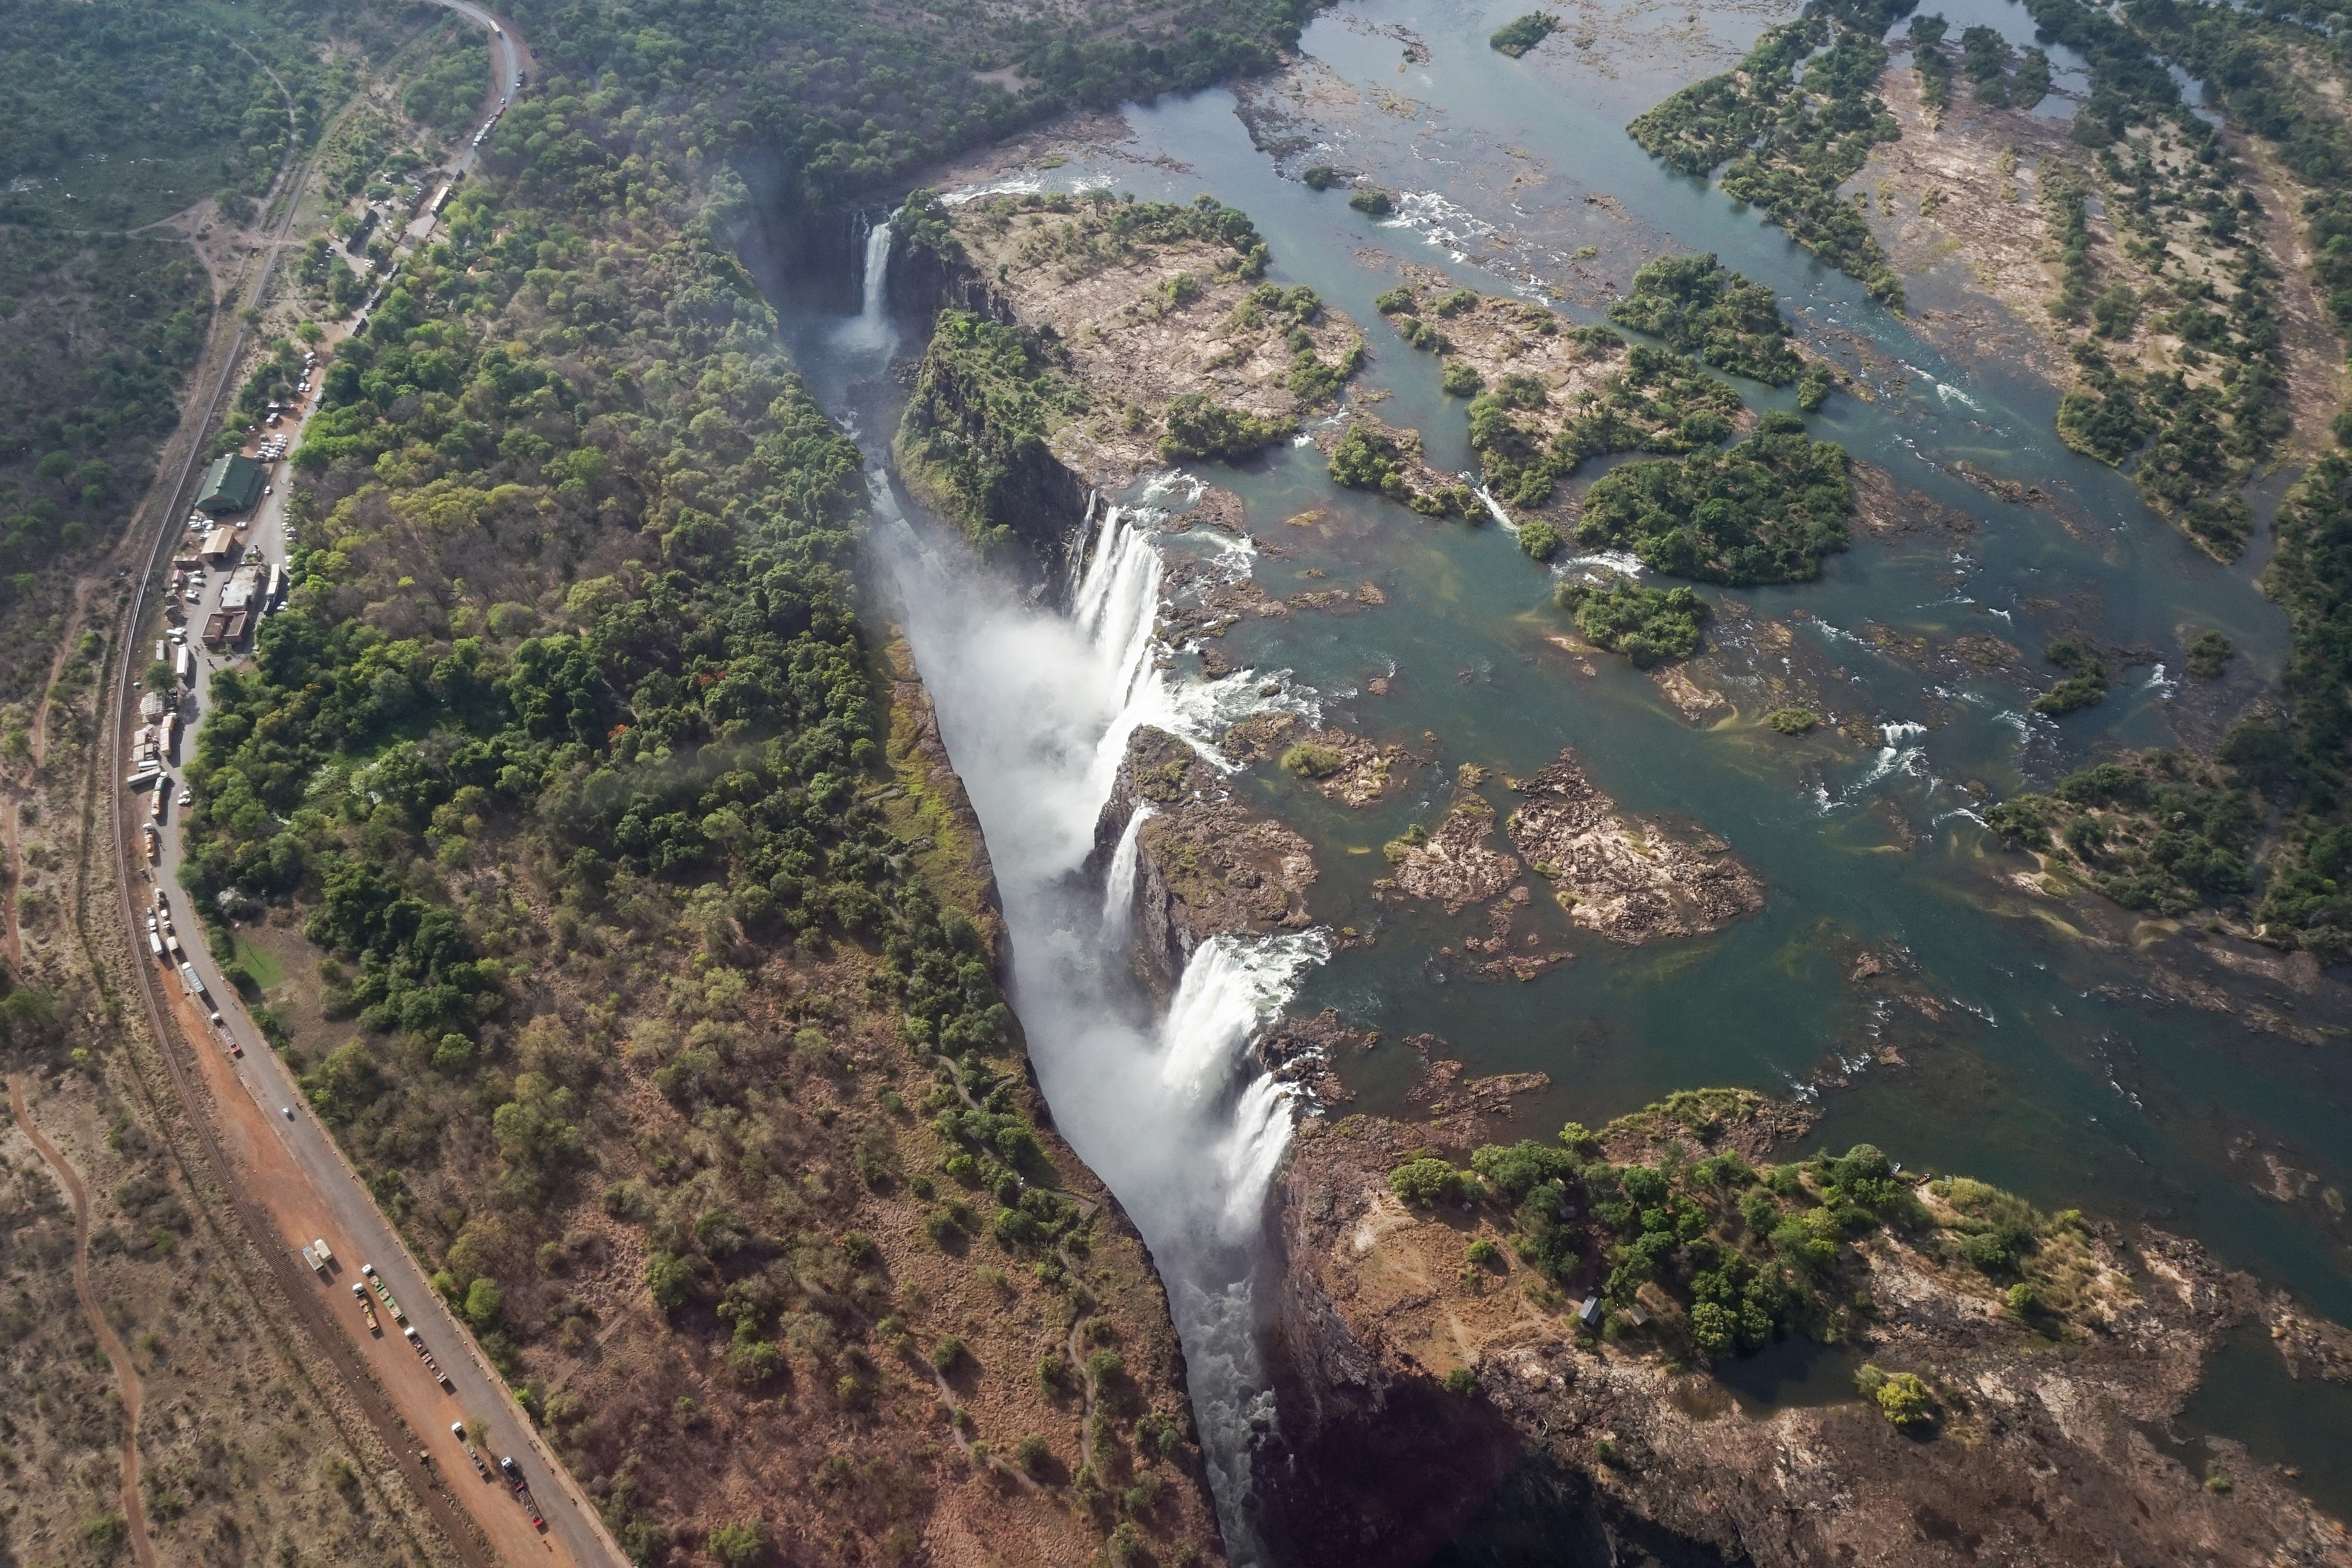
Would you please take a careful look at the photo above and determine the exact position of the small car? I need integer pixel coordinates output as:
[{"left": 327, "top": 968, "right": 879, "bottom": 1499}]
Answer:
[
  {"left": 281, "top": 1106, "right": 294, "bottom": 1120},
  {"left": 177, "top": 789, "right": 192, "bottom": 808}
]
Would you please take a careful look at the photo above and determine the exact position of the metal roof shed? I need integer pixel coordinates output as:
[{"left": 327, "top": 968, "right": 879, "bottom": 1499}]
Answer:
[{"left": 197, "top": 453, "right": 265, "bottom": 515}]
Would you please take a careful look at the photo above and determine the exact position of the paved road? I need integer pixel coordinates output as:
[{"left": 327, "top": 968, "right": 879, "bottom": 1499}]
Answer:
[{"left": 110, "top": 9, "right": 624, "bottom": 1568}]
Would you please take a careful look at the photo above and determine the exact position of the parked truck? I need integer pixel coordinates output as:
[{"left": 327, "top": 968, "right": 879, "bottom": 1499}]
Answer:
[
  {"left": 352, "top": 1281, "right": 380, "bottom": 1335},
  {"left": 452, "top": 1423, "right": 490, "bottom": 1478}
]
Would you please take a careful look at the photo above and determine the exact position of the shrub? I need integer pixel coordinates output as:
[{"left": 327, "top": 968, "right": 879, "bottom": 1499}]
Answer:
[
  {"left": 1442, "top": 360, "right": 1483, "bottom": 396},
  {"left": 708, "top": 1520, "right": 774, "bottom": 1568},
  {"left": 1349, "top": 188, "right": 1394, "bottom": 216},
  {"left": 1519, "top": 519, "right": 1562, "bottom": 560},
  {"left": 2184, "top": 630, "right": 2233, "bottom": 680},
  {"left": 1869, "top": 1368, "right": 1933, "bottom": 1428},
  {"left": 1389, "top": 1157, "right": 1469, "bottom": 1206},
  {"left": 1490, "top": 11, "right": 1560, "bottom": 56},
  {"left": 1465, "top": 1238, "right": 1501, "bottom": 1267},
  {"left": 1280, "top": 743, "right": 1344, "bottom": 778},
  {"left": 1013, "top": 1434, "right": 1053, "bottom": 1476},
  {"left": 1764, "top": 707, "right": 1817, "bottom": 735},
  {"left": 1159, "top": 393, "right": 1287, "bottom": 461},
  {"left": 1555, "top": 577, "right": 1708, "bottom": 667},
  {"left": 1302, "top": 164, "right": 1337, "bottom": 191},
  {"left": 1442, "top": 1366, "right": 1479, "bottom": 1394},
  {"left": 931, "top": 1335, "right": 966, "bottom": 1372}
]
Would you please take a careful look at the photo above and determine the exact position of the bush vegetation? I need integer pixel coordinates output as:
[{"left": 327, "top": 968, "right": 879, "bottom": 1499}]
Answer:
[
  {"left": 2029, "top": 635, "right": 2110, "bottom": 716},
  {"left": 1573, "top": 411, "right": 1854, "bottom": 584},
  {"left": 1606, "top": 254, "right": 1805, "bottom": 387},
  {"left": 1554, "top": 577, "right": 1709, "bottom": 668},
  {"left": 1466, "top": 334, "right": 1743, "bottom": 510},
  {"left": 1384, "top": 1093, "right": 2110, "bottom": 1373},
  {"left": 1984, "top": 751, "right": 2260, "bottom": 916},
  {"left": 1159, "top": 394, "right": 1289, "bottom": 461},
  {"left": 1627, "top": 1, "right": 1914, "bottom": 307},
  {"left": 1489, "top": 12, "right": 1561, "bottom": 57}
]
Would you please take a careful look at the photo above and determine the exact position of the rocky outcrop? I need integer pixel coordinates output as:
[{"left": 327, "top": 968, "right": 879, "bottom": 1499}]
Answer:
[
  {"left": 1507, "top": 750, "right": 1764, "bottom": 943},
  {"left": 1257, "top": 1106, "right": 2352, "bottom": 1568},
  {"left": 1093, "top": 725, "right": 1316, "bottom": 994}
]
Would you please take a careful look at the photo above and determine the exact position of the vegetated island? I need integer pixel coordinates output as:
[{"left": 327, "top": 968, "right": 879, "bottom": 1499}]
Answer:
[
  {"left": 1369, "top": 268, "right": 1857, "bottom": 585},
  {"left": 1250, "top": 1085, "right": 2352, "bottom": 1568},
  {"left": 891, "top": 185, "right": 1365, "bottom": 569}
]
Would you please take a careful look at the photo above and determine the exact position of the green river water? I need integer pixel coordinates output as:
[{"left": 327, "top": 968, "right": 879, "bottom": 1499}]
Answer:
[{"left": 797, "top": 0, "right": 2352, "bottom": 1522}]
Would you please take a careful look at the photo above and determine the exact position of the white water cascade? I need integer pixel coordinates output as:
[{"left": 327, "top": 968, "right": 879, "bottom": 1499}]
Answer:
[
  {"left": 831, "top": 222, "right": 1320, "bottom": 1561},
  {"left": 831, "top": 213, "right": 897, "bottom": 357},
  {"left": 1102, "top": 802, "right": 1153, "bottom": 938}
]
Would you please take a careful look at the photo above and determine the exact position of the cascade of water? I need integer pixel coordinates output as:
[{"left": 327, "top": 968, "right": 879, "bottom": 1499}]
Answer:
[
  {"left": 1156, "top": 932, "right": 1329, "bottom": 1104},
  {"left": 832, "top": 215, "right": 896, "bottom": 356},
  {"left": 1102, "top": 802, "right": 1153, "bottom": 938},
  {"left": 869, "top": 463, "right": 1325, "bottom": 1562}
]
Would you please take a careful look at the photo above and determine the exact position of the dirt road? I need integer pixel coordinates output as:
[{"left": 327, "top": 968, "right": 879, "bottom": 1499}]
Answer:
[{"left": 10, "top": 1076, "right": 159, "bottom": 1568}]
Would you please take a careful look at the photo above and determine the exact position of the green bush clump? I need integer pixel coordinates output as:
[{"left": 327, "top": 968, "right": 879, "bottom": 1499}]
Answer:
[
  {"left": 1573, "top": 413, "right": 1853, "bottom": 585},
  {"left": 1764, "top": 707, "right": 1818, "bottom": 735},
  {"left": 1555, "top": 577, "right": 1708, "bottom": 668},
  {"left": 1158, "top": 393, "right": 1288, "bottom": 461},
  {"left": 1441, "top": 360, "right": 1484, "bottom": 396},
  {"left": 1280, "top": 743, "right": 1344, "bottom": 778},
  {"left": 2030, "top": 636, "right": 2109, "bottom": 716},
  {"left": 1490, "top": 11, "right": 1560, "bottom": 57},
  {"left": 1856, "top": 1364, "right": 1934, "bottom": 1427},
  {"left": 1628, "top": 13, "right": 1907, "bottom": 307},
  {"left": 1985, "top": 750, "right": 2260, "bottom": 918},
  {"left": 1389, "top": 1157, "right": 1471, "bottom": 1207},
  {"left": 1606, "top": 253, "right": 1803, "bottom": 386},
  {"left": 1465, "top": 337, "right": 1740, "bottom": 510},
  {"left": 1302, "top": 164, "right": 1337, "bottom": 190},
  {"left": 1349, "top": 188, "right": 1395, "bottom": 216},
  {"left": 1329, "top": 423, "right": 1412, "bottom": 497},
  {"left": 1441, "top": 1366, "right": 1479, "bottom": 1394},
  {"left": 2183, "top": 630, "right": 2234, "bottom": 681}
]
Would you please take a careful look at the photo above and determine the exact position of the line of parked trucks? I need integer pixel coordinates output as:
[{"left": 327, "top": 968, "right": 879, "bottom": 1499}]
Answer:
[{"left": 331, "top": 1258, "right": 545, "bottom": 1528}]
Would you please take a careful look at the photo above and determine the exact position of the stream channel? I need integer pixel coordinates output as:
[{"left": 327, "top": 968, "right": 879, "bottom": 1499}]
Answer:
[{"left": 763, "top": 0, "right": 2352, "bottom": 1544}]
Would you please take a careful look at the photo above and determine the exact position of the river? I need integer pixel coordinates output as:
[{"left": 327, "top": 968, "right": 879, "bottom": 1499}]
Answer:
[{"left": 771, "top": 0, "right": 2352, "bottom": 1542}]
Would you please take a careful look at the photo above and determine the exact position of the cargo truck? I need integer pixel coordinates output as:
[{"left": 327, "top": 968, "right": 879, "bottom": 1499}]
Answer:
[{"left": 352, "top": 1282, "right": 380, "bottom": 1334}]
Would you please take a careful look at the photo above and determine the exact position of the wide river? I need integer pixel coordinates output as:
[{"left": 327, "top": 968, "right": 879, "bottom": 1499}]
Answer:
[{"left": 776, "top": 0, "right": 2352, "bottom": 1536}]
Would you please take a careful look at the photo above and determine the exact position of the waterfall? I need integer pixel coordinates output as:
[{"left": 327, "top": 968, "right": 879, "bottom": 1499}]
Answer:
[
  {"left": 1102, "top": 802, "right": 1153, "bottom": 938},
  {"left": 1155, "top": 931, "right": 1328, "bottom": 1106},
  {"left": 831, "top": 213, "right": 896, "bottom": 356},
  {"left": 869, "top": 462, "right": 1325, "bottom": 1564}
]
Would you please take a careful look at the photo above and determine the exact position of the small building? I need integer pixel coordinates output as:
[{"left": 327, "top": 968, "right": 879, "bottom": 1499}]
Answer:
[
  {"left": 202, "top": 611, "right": 232, "bottom": 646},
  {"left": 220, "top": 563, "right": 267, "bottom": 614},
  {"left": 200, "top": 526, "right": 240, "bottom": 567},
  {"left": 198, "top": 453, "right": 266, "bottom": 515}
]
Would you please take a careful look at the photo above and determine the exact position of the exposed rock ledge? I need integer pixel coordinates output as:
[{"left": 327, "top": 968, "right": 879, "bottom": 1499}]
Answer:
[
  {"left": 1379, "top": 748, "right": 1764, "bottom": 943},
  {"left": 1092, "top": 725, "right": 1317, "bottom": 994},
  {"left": 1255, "top": 1107, "right": 2352, "bottom": 1568}
]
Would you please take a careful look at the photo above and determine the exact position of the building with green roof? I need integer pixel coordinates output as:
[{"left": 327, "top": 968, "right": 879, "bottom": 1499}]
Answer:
[{"left": 198, "top": 453, "right": 265, "bottom": 515}]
